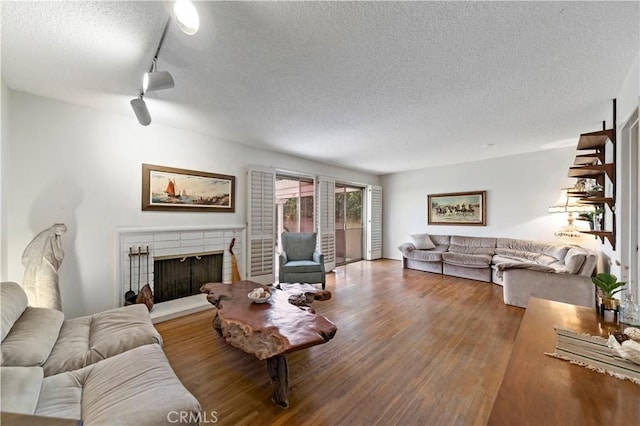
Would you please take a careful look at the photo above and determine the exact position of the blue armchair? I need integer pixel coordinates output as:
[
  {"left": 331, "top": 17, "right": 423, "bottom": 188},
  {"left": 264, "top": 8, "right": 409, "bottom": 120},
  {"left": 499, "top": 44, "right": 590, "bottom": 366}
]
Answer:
[{"left": 279, "top": 232, "right": 326, "bottom": 289}]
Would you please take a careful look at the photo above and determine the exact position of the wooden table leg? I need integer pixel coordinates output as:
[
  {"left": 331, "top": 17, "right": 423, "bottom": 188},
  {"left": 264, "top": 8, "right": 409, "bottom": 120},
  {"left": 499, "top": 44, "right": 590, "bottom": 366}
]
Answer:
[
  {"left": 212, "top": 314, "right": 222, "bottom": 337},
  {"left": 266, "top": 354, "right": 289, "bottom": 408}
]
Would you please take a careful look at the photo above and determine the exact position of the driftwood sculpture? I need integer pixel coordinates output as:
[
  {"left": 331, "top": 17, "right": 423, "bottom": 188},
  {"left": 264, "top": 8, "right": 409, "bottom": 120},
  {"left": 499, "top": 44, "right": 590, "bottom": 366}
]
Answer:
[
  {"left": 200, "top": 281, "right": 337, "bottom": 407},
  {"left": 22, "top": 223, "right": 67, "bottom": 311}
]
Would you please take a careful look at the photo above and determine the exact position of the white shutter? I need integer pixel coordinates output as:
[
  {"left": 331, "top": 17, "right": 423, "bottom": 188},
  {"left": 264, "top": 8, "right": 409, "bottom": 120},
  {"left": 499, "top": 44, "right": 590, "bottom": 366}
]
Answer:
[
  {"left": 247, "top": 166, "right": 275, "bottom": 284},
  {"left": 317, "top": 176, "right": 336, "bottom": 271},
  {"left": 366, "top": 185, "right": 383, "bottom": 260}
]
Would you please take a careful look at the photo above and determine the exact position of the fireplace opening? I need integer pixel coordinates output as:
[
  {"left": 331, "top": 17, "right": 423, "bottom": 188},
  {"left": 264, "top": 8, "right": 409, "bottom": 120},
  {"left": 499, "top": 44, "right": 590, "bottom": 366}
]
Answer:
[{"left": 154, "top": 251, "right": 223, "bottom": 303}]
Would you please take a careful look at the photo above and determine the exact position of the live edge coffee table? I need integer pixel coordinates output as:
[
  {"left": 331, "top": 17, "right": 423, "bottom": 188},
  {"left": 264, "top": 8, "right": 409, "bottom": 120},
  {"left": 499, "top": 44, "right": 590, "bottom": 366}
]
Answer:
[{"left": 200, "top": 281, "right": 337, "bottom": 408}]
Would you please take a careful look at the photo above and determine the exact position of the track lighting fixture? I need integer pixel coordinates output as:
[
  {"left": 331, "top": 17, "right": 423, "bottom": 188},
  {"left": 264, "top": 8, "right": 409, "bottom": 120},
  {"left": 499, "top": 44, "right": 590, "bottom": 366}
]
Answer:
[
  {"left": 143, "top": 63, "right": 174, "bottom": 93},
  {"left": 130, "top": 96, "right": 151, "bottom": 126},
  {"left": 174, "top": 0, "right": 200, "bottom": 35},
  {"left": 131, "top": 0, "right": 200, "bottom": 125}
]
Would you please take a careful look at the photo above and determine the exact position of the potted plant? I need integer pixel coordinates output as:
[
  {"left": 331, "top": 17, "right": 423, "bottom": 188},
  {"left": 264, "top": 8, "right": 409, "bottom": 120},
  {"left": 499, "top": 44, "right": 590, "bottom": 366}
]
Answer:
[
  {"left": 578, "top": 211, "right": 594, "bottom": 230},
  {"left": 592, "top": 273, "right": 626, "bottom": 311}
]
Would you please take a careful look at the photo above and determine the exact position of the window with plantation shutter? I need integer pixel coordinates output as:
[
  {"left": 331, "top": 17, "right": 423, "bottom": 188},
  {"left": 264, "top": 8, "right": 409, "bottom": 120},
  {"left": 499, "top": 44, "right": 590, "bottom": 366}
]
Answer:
[
  {"left": 316, "top": 176, "right": 336, "bottom": 272},
  {"left": 247, "top": 166, "right": 275, "bottom": 284},
  {"left": 366, "top": 185, "right": 382, "bottom": 260}
]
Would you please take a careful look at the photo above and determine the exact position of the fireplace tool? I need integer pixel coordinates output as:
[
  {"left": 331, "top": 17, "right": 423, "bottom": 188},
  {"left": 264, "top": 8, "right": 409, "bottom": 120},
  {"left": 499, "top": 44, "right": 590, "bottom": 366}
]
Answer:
[
  {"left": 125, "top": 247, "right": 135, "bottom": 302},
  {"left": 137, "top": 246, "right": 141, "bottom": 295},
  {"left": 145, "top": 246, "right": 150, "bottom": 290}
]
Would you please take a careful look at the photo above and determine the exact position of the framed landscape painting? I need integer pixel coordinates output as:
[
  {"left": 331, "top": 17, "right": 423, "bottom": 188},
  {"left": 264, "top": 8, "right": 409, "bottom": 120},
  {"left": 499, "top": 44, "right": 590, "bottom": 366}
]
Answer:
[
  {"left": 427, "top": 190, "right": 486, "bottom": 226},
  {"left": 142, "top": 164, "right": 235, "bottom": 212}
]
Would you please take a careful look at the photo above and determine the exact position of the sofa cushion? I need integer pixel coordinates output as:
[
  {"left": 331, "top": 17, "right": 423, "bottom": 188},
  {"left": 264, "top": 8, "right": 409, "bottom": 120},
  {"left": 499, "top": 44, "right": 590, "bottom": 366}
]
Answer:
[
  {"left": 36, "top": 366, "right": 85, "bottom": 420},
  {"left": 429, "top": 235, "right": 451, "bottom": 246},
  {"left": 442, "top": 252, "right": 493, "bottom": 267},
  {"left": 496, "top": 238, "right": 569, "bottom": 261},
  {"left": 448, "top": 244, "right": 495, "bottom": 255},
  {"left": 450, "top": 235, "right": 496, "bottom": 249},
  {"left": 0, "top": 366, "right": 44, "bottom": 415},
  {"left": 564, "top": 247, "right": 587, "bottom": 274},
  {"left": 36, "top": 345, "right": 201, "bottom": 425},
  {"left": 448, "top": 236, "right": 496, "bottom": 255},
  {"left": 398, "top": 242, "right": 447, "bottom": 262},
  {"left": 1, "top": 306, "right": 64, "bottom": 367},
  {"left": 578, "top": 250, "right": 597, "bottom": 276},
  {"left": 1, "top": 281, "right": 29, "bottom": 342},
  {"left": 410, "top": 233, "right": 436, "bottom": 250},
  {"left": 410, "top": 249, "right": 446, "bottom": 262},
  {"left": 493, "top": 248, "right": 559, "bottom": 266},
  {"left": 43, "top": 304, "right": 162, "bottom": 376}
]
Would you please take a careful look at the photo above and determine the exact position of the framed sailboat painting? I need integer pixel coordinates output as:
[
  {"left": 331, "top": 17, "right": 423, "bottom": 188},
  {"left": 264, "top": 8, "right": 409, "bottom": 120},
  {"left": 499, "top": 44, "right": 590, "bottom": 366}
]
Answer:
[{"left": 142, "top": 164, "right": 236, "bottom": 212}]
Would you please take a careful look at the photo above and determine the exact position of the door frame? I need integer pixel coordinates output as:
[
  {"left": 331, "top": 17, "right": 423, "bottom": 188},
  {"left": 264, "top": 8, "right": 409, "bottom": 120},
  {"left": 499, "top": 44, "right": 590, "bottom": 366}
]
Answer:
[{"left": 619, "top": 108, "right": 639, "bottom": 301}]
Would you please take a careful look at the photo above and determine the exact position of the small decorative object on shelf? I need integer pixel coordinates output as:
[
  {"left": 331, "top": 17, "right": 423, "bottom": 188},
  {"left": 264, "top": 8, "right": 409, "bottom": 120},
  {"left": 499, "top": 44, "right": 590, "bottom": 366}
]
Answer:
[
  {"left": 593, "top": 208, "right": 604, "bottom": 231},
  {"left": 620, "top": 293, "right": 640, "bottom": 326},
  {"left": 592, "top": 273, "right": 626, "bottom": 317}
]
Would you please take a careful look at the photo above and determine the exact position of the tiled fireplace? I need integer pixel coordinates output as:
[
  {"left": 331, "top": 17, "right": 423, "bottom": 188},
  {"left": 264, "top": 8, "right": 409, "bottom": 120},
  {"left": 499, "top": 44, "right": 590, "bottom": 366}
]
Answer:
[{"left": 115, "top": 225, "right": 245, "bottom": 322}]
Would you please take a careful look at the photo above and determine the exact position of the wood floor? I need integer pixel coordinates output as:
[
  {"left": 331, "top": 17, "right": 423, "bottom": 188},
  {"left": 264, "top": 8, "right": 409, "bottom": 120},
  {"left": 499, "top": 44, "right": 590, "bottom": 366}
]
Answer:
[{"left": 155, "top": 259, "right": 525, "bottom": 426}]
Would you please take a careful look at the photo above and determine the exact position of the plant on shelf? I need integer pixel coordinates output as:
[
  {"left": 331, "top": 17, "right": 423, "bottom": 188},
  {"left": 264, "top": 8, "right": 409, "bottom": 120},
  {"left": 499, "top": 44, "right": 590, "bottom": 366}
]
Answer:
[
  {"left": 592, "top": 273, "right": 626, "bottom": 311},
  {"left": 578, "top": 211, "right": 594, "bottom": 229},
  {"left": 586, "top": 183, "right": 604, "bottom": 196}
]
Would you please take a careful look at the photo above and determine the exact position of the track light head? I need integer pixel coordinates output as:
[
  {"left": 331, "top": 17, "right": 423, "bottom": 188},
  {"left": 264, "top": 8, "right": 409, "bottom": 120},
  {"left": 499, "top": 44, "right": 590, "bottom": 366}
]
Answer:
[
  {"left": 174, "top": 0, "right": 200, "bottom": 35},
  {"left": 143, "top": 70, "right": 175, "bottom": 93},
  {"left": 130, "top": 97, "right": 151, "bottom": 126}
]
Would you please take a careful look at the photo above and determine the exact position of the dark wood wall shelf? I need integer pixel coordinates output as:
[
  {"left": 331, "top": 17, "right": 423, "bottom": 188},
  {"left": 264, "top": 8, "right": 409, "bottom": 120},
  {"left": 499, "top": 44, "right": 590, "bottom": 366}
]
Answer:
[
  {"left": 567, "top": 99, "right": 616, "bottom": 249},
  {"left": 576, "top": 129, "right": 615, "bottom": 149},
  {"left": 568, "top": 164, "right": 614, "bottom": 180},
  {"left": 577, "top": 197, "right": 615, "bottom": 209},
  {"left": 580, "top": 230, "right": 616, "bottom": 247}
]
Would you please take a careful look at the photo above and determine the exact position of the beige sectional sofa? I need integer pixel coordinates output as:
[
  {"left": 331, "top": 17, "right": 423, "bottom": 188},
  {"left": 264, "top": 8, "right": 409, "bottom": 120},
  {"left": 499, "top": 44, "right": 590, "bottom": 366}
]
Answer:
[
  {"left": 398, "top": 234, "right": 597, "bottom": 308},
  {"left": 0, "top": 281, "right": 201, "bottom": 425}
]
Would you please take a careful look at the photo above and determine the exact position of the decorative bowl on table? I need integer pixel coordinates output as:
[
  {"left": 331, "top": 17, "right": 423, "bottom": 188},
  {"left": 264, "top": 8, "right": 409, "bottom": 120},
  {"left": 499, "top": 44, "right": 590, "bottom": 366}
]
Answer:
[
  {"left": 608, "top": 327, "right": 640, "bottom": 365},
  {"left": 248, "top": 287, "right": 272, "bottom": 303}
]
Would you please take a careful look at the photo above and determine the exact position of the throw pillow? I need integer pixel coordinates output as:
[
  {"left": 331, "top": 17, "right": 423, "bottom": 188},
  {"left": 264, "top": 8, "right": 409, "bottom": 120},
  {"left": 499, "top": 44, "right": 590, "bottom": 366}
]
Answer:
[{"left": 410, "top": 233, "right": 436, "bottom": 250}]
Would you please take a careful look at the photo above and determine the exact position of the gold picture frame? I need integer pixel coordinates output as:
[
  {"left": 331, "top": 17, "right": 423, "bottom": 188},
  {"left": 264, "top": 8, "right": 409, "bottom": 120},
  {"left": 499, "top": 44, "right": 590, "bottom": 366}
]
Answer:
[
  {"left": 142, "top": 164, "right": 235, "bottom": 212},
  {"left": 427, "top": 190, "right": 486, "bottom": 226}
]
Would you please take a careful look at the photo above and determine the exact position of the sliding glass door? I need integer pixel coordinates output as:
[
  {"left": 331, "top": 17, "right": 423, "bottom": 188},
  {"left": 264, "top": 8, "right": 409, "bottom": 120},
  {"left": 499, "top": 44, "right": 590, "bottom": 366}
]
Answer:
[
  {"left": 335, "top": 184, "right": 363, "bottom": 265},
  {"left": 276, "top": 177, "right": 314, "bottom": 232}
]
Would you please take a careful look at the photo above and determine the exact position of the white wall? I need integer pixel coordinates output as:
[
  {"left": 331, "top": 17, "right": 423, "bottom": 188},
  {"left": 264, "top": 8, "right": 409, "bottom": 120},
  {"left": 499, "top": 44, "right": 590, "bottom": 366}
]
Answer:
[
  {"left": 1, "top": 81, "right": 10, "bottom": 281},
  {"left": 601, "top": 52, "right": 640, "bottom": 277},
  {"left": 380, "top": 147, "right": 596, "bottom": 260},
  {"left": 5, "top": 90, "right": 378, "bottom": 317}
]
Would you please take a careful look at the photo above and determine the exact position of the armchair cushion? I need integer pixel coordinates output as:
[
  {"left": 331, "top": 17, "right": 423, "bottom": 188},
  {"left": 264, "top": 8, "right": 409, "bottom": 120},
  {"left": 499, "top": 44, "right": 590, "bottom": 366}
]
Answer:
[
  {"left": 281, "top": 260, "right": 323, "bottom": 274},
  {"left": 281, "top": 233, "right": 317, "bottom": 261}
]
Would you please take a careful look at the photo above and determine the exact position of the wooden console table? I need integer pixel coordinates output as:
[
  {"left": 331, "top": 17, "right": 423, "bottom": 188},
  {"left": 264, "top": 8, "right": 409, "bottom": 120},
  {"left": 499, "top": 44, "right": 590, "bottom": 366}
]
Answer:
[{"left": 488, "top": 297, "right": 639, "bottom": 426}]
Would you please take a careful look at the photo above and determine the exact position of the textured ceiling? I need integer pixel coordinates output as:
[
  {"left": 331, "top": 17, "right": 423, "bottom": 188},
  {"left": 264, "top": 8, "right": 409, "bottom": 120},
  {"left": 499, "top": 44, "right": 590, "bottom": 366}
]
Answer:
[{"left": 2, "top": 1, "right": 638, "bottom": 175}]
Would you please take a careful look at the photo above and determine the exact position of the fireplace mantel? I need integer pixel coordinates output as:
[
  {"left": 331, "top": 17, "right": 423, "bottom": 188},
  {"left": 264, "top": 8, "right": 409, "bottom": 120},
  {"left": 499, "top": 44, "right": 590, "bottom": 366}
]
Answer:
[{"left": 114, "top": 225, "right": 245, "bottom": 321}]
